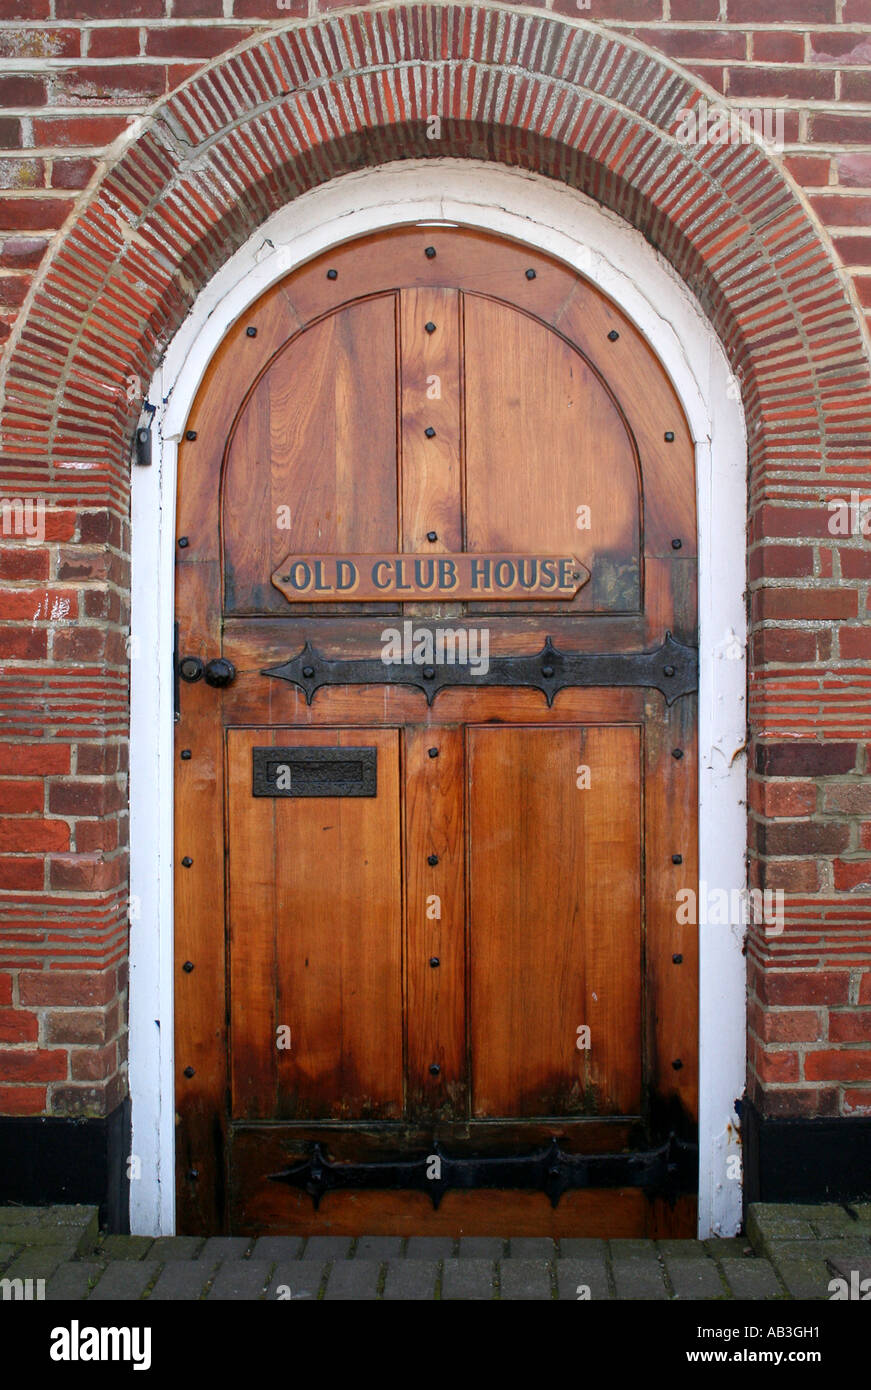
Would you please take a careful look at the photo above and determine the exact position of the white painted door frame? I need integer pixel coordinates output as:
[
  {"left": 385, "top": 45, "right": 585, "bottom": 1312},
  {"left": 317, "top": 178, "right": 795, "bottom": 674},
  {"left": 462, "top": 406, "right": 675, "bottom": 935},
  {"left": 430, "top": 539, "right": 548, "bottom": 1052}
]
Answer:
[{"left": 129, "top": 160, "right": 748, "bottom": 1238}]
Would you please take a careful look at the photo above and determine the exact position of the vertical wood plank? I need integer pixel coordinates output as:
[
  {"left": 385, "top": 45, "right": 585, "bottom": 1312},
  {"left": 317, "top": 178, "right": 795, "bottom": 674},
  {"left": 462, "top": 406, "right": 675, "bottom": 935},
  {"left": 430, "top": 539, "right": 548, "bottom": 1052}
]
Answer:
[
  {"left": 227, "top": 729, "right": 278, "bottom": 1119},
  {"left": 399, "top": 289, "right": 463, "bottom": 576},
  {"left": 404, "top": 724, "right": 467, "bottom": 1118}
]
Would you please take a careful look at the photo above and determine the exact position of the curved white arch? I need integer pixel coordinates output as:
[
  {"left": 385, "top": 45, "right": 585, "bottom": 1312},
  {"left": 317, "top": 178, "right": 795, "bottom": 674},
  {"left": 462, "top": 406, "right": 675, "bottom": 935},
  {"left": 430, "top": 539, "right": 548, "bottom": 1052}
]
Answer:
[{"left": 130, "top": 160, "right": 747, "bottom": 1239}]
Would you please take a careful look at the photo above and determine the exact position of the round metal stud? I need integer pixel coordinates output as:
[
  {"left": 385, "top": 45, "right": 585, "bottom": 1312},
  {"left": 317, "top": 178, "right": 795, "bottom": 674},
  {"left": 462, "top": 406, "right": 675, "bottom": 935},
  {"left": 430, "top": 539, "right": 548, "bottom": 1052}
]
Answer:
[
  {"left": 427, "top": 854, "right": 439, "bottom": 866},
  {"left": 430, "top": 957, "right": 440, "bottom": 968},
  {"left": 425, "top": 427, "right": 436, "bottom": 439},
  {"left": 426, "top": 530, "right": 438, "bottom": 542},
  {"left": 425, "top": 246, "right": 436, "bottom": 259},
  {"left": 183, "top": 1066, "right": 195, "bottom": 1078},
  {"left": 425, "top": 322, "right": 437, "bottom": 334},
  {"left": 302, "top": 665, "right": 315, "bottom": 678},
  {"left": 665, "top": 431, "right": 675, "bottom": 442},
  {"left": 181, "top": 856, "right": 193, "bottom": 867},
  {"left": 672, "top": 954, "right": 683, "bottom": 965},
  {"left": 185, "top": 430, "right": 197, "bottom": 441},
  {"left": 525, "top": 268, "right": 536, "bottom": 280},
  {"left": 672, "top": 748, "right": 684, "bottom": 760},
  {"left": 326, "top": 269, "right": 338, "bottom": 280},
  {"left": 181, "top": 750, "right": 191, "bottom": 760},
  {"left": 429, "top": 1063, "right": 441, "bottom": 1076},
  {"left": 672, "top": 1059, "right": 683, "bottom": 1070},
  {"left": 423, "top": 666, "right": 435, "bottom": 680},
  {"left": 607, "top": 330, "right": 620, "bottom": 342},
  {"left": 246, "top": 326, "right": 257, "bottom": 338},
  {"left": 183, "top": 960, "right": 195, "bottom": 972},
  {"left": 178, "top": 536, "right": 189, "bottom": 548},
  {"left": 428, "top": 747, "right": 439, "bottom": 758},
  {"left": 672, "top": 854, "right": 683, "bottom": 865},
  {"left": 671, "top": 538, "right": 682, "bottom": 550},
  {"left": 187, "top": 1169, "right": 199, "bottom": 1181},
  {"left": 541, "top": 664, "right": 554, "bottom": 678},
  {"left": 663, "top": 665, "right": 675, "bottom": 678}
]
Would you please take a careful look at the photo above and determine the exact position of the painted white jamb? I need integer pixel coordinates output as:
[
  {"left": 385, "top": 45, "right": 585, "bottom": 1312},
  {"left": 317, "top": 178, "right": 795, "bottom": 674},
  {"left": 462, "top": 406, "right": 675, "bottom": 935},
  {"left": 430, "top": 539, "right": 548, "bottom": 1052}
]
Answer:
[{"left": 129, "top": 160, "right": 748, "bottom": 1239}]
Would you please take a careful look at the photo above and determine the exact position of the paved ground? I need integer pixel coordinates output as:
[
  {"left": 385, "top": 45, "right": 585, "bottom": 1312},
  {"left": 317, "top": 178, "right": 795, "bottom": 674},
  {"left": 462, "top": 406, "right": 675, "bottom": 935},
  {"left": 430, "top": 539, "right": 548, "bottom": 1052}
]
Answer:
[{"left": 1, "top": 1203, "right": 870, "bottom": 1300}]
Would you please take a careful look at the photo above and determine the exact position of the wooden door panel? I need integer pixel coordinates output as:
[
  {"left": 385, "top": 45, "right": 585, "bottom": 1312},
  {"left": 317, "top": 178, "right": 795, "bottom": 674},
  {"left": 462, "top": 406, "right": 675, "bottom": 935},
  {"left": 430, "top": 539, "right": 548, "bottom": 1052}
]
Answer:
[
  {"left": 222, "top": 295, "right": 399, "bottom": 616},
  {"left": 463, "top": 295, "right": 641, "bottom": 616},
  {"left": 468, "top": 724, "right": 642, "bottom": 1119},
  {"left": 228, "top": 727, "right": 403, "bottom": 1121},
  {"left": 175, "top": 225, "right": 699, "bottom": 1236}
]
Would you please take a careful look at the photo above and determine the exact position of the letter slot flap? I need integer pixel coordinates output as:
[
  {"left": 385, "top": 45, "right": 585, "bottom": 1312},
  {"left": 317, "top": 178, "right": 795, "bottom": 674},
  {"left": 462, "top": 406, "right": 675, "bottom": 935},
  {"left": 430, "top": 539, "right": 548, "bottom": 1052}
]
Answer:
[{"left": 252, "top": 746, "right": 377, "bottom": 798}]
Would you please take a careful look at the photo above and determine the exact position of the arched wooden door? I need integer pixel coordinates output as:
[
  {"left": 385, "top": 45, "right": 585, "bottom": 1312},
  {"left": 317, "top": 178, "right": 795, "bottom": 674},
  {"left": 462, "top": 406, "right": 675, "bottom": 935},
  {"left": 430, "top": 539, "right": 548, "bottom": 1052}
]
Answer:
[{"left": 174, "top": 226, "right": 698, "bottom": 1237}]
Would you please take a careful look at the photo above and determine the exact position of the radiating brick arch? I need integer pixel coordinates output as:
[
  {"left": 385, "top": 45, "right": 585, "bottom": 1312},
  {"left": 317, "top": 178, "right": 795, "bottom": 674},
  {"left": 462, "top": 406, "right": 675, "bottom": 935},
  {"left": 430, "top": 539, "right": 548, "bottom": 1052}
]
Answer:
[
  {"left": 0, "top": 8, "right": 865, "bottom": 486},
  {"left": 4, "top": 2, "right": 870, "bottom": 504}
]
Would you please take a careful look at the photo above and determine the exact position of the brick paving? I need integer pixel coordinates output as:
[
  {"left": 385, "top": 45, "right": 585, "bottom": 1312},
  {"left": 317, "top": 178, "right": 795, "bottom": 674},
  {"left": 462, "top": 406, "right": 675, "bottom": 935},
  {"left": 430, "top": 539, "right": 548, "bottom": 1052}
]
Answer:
[{"left": 0, "top": 1203, "right": 869, "bottom": 1301}]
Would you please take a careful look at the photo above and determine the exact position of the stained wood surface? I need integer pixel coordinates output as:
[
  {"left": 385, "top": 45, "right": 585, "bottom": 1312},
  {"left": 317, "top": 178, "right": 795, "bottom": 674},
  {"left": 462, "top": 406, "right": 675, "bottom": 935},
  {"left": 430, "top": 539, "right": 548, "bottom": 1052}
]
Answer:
[
  {"left": 463, "top": 295, "right": 640, "bottom": 615},
  {"left": 467, "top": 725, "right": 642, "bottom": 1119},
  {"left": 227, "top": 727, "right": 403, "bottom": 1121},
  {"left": 174, "top": 224, "right": 699, "bottom": 1236},
  {"left": 223, "top": 295, "right": 399, "bottom": 617}
]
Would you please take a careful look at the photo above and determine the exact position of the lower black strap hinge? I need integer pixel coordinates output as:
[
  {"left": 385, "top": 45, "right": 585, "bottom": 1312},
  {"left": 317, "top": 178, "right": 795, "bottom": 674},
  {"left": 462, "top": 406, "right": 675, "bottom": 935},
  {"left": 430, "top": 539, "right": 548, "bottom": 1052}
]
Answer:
[{"left": 269, "top": 1134, "right": 698, "bottom": 1209}]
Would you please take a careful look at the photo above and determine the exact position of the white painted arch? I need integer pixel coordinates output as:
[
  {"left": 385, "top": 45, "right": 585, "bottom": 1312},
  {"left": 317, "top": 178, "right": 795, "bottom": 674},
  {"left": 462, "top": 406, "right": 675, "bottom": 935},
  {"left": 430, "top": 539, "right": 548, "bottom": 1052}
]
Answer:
[{"left": 129, "top": 159, "right": 748, "bottom": 1239}]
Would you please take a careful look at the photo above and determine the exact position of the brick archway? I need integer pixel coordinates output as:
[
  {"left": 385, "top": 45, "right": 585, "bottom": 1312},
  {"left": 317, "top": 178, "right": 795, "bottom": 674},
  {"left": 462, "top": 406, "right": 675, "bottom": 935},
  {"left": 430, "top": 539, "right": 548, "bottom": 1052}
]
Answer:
[{"left": 3, "top": 4, "right": 870, "bottom": 1169}]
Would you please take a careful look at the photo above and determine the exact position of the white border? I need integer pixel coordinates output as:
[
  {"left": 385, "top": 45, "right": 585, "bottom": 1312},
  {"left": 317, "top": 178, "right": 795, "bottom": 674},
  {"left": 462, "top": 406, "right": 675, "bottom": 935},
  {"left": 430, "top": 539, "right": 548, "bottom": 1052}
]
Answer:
[{"left": 130, "top": 160, "right": 748, "bottom": 1238}]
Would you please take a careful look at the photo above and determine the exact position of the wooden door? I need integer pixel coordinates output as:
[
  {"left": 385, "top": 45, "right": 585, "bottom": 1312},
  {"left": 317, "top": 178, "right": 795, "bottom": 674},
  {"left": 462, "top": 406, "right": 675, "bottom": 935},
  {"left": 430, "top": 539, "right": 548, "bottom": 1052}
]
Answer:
[{"left": 174, "top": 226, "right": 698, "bottom": 1237}]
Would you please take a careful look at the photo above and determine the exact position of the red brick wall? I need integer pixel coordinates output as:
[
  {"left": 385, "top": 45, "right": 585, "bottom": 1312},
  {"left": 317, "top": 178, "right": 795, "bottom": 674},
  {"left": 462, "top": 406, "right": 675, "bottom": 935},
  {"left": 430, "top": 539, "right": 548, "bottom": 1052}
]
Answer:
[{"left": 1, "top": 1, "right": 870, "bottom": 1128}]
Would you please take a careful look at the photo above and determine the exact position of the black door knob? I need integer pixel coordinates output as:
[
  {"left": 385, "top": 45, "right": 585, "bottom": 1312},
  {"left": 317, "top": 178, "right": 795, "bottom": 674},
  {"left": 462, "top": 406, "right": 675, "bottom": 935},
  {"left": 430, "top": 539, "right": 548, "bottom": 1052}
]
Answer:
[{"left": 204, "top": 658, "right": 236, "bottom": 688}]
